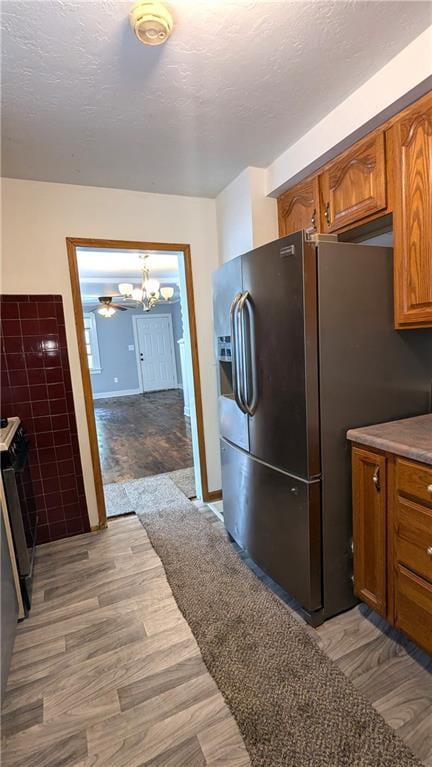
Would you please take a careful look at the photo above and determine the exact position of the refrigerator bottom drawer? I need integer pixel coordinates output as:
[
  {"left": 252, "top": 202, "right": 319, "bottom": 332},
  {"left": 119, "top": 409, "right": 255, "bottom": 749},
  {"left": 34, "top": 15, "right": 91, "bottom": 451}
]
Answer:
[{"left": 220, "top": 438, "right": 322, "bottom": 612}]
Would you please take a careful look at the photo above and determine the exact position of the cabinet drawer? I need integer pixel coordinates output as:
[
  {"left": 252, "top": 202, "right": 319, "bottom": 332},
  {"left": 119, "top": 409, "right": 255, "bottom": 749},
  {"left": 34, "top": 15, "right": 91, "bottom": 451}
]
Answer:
[
  {"left": 395, "top": 496, "right": 432, "bottom": 583},
  {"left": 394, "top": 565, "right": 432, "bottom": 655},
  {"left": 396, "top": 458, "right": 432, "bottom": 506}
]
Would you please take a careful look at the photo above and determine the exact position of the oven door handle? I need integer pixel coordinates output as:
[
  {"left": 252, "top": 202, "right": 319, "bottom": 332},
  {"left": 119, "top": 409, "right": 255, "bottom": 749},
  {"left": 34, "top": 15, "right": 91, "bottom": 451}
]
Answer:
[{"left": 2, "top": 467, "right": 31, "bottom": 576}]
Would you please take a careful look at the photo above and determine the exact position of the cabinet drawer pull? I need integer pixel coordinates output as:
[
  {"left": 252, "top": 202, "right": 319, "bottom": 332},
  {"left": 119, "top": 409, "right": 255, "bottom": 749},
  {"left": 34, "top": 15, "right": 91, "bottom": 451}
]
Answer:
[
  {"left": 427, "top": 546, "right": 432, "bottom": 558},
  {"left": 372, "top": 466, "right": 380, "bottom": 491},
  {"left": 324, "top": 202, "right": 330, "bottom": 225},
  {"left": 427, "top": 484, "right": 432, "bottom": 496}
]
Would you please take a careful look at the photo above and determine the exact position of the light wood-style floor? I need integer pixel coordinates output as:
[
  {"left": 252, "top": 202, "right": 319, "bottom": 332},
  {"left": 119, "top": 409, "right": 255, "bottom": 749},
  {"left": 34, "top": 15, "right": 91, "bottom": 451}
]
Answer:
[
  {"left": 2, "top": 511, "right": 431, "bottom": 766},
  {"left": 1, "top": 515, "right": 249, "bottom": 767}
]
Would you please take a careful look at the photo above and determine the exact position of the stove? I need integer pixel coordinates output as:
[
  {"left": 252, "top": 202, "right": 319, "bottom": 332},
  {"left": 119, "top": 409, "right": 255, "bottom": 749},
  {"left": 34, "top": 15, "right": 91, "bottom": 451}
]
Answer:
[{"left": 1, "top": 417, "right": 37, "bottom": 614}]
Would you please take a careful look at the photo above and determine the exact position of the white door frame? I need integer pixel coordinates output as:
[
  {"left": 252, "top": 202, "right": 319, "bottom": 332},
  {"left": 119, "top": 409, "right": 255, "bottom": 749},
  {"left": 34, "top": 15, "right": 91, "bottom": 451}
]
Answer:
[{"left": 132, "top": 313, "right": 178, "bottom": 393}]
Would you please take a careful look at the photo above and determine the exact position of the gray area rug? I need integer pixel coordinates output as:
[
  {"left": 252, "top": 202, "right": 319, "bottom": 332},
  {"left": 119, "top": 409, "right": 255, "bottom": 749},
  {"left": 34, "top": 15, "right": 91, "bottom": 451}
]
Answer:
[
  {"left": 137, "top": 502, "right": 421, "bottom": 767},
  {"left": 103, "top": 472, "right": 192, "bottom": 518},
  {"left": 167, "top": 466, "right": 196, "bottom": 499}
]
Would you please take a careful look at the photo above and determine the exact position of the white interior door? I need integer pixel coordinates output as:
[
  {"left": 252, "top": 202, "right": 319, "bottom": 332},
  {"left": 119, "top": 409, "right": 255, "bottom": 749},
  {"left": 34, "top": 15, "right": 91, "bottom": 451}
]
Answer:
[{"left": 135, "top": 315, "right": 177, "bottom": 392}]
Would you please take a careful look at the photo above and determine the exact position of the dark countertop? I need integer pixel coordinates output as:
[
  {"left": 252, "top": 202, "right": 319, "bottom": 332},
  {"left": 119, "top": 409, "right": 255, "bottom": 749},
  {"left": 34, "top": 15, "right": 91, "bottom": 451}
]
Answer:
[{"left": 347, "top": 413, "right": 432, "bottom": 466}]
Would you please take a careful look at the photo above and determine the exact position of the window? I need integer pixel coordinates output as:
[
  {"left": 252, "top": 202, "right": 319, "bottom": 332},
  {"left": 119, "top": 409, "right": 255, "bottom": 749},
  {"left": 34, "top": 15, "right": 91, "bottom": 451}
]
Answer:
[{"left": 83, "top": 314, "right": 101, "bottom": 373}]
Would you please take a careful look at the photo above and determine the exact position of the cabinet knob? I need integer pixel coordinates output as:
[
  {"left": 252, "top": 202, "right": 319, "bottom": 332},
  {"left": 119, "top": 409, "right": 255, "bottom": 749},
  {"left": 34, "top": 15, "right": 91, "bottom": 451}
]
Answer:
[
  {"left": 427, "top": 546, "right": 432, "bottom": 557},
  {"left": 427, "top": 484, "right": 432, "bottom": 496},
  {"left": 311, "top": 208, "right": 317, "bottom": 231},
  {"left": 372, "top": 466, "right": 380, "bottom": 491},
  {"left": 324, "top": 202, "right": 330, "bottom": 225}
]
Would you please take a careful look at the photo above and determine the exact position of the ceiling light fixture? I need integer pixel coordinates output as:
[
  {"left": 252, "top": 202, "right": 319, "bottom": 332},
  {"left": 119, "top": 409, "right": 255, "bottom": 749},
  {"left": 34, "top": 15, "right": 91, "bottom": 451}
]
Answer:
[
  {"left": 118, "top": 254, "right": 174, "bottom": 312},
  {"left": 129, "top": 1, "right": 173, "bottom": 46},
  {"left": 160, "top": 286, "right": 174, "bottom": 301},
  {"left": 97, "top": 305, "right": 116, "bottom": 318},
  {"left": 118, "top": 282, "right": 134, "bottom": 296},
  {"left": 92, "top": 296, "right": 128, "bottom": 318}
]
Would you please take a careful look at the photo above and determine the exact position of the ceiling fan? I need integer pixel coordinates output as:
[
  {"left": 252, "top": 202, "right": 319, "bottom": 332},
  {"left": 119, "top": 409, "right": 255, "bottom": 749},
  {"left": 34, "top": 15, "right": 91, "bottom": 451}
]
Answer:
[{"left": 89, "top": 296, "right": 128, "bottom": 318}]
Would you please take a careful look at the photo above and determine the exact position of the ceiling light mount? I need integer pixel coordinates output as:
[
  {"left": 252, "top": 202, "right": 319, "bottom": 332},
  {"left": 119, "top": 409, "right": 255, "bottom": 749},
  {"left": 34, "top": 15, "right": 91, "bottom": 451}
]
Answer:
[{"left": 129, "top": 1, "right": 173, "bottom": 46}]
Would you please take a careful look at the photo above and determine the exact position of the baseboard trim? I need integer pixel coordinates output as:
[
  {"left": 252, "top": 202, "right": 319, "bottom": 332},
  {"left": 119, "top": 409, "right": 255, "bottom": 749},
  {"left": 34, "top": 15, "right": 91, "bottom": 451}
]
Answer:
[
  {"left": 93, "top": 388, "right": 141, "bottom": 400},
  {"left": 204, "top": 489, "right": 222, "bottom": 502}
]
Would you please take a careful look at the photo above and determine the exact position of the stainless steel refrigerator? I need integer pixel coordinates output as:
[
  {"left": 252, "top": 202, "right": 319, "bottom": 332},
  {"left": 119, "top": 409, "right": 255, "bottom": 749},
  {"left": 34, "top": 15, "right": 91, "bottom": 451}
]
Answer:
[{"left": 213, "top": 230, "right": 432, "bottom": 625}]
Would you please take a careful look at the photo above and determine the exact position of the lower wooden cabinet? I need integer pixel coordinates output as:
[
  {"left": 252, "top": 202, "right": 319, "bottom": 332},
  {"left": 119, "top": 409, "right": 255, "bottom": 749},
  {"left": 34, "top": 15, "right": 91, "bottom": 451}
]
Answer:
[
  {"left": 394, "top": 564, "right": 432, "bottom": 655},
  {"left": 351, "top": 445, "right": 432, "bottom": 653},
  {"left": 352, "top": 448, "right": 387, "bottom": 616}
]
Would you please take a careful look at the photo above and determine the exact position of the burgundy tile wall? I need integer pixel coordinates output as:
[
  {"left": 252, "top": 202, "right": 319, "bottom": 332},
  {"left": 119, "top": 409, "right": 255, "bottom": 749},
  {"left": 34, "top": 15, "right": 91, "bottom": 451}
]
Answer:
[{"left": 1, "top": 295, "right": 90, "bottom": 543}]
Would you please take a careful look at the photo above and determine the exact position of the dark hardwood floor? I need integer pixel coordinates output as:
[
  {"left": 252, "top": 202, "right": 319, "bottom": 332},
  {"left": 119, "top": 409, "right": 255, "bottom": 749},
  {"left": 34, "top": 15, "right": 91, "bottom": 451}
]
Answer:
[{"left": 94, "top": 391, "right": 193, "bottom": 484}]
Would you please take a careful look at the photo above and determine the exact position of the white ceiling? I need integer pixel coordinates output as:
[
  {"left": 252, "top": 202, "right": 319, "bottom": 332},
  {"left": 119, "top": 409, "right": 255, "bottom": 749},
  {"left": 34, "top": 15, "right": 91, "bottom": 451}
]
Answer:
[
  {"left": 77, "top": 248, "right": 180, "bottom": 278},
  {"left": 2, "top": 1, "right": 431, "bottom": 197},
  {"left": 77, "top": 248, "right": 180, "bottom": 299}
]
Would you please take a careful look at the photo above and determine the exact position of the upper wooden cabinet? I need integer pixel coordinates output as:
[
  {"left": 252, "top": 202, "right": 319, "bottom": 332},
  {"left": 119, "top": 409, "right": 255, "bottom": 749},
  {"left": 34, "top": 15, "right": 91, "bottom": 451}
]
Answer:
[
  {"left": 277, "top": 175, "right": 320, "bottom": 236},
  {"left": 277, "top": 93, "right": 432, "bottom": 328},
  {"left": 388, "top": 91, "right": 432, "bottom": 328},
  {"left": 319, "top": 131, "right": 387, "bottom": 232}
]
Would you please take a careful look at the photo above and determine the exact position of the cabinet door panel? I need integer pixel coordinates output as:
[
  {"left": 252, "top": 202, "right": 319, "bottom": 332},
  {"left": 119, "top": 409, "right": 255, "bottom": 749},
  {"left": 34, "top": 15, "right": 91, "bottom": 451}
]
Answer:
[
  {"left": 352, "top": 447, "right": 387, "bottom": 616},
  {"left": 394, "top": 565, "right": 432, "bottom": 655},
  {"left": 278, "top": 175, "right": 319, "bottom": 236},
  {"left": 390, "top": 91, "right": 432, "bottom": 327},
  {"left": 320, "top": 131, "right": 387, "bottom": 232}
]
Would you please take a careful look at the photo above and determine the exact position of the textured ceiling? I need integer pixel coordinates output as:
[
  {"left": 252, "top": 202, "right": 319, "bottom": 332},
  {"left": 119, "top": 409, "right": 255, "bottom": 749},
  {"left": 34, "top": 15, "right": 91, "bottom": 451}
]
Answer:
[{"left": 2, "top": 0, "right": 431, "bottom": 197}]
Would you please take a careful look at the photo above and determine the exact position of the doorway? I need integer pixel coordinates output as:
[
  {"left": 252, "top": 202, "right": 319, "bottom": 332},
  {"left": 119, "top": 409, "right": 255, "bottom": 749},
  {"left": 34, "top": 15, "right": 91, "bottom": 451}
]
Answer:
[{"left": 67, "top": 238, "right": 210, "bottom": 528}]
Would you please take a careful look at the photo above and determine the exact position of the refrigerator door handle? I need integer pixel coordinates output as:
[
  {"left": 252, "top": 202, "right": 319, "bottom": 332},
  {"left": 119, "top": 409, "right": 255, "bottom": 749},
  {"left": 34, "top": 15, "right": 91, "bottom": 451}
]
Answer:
[
  {"left": 237, "top": 292, "right": 250, "bottom": 414},
  {"left": 229, "top": 293, "right": 248, "bottom": 413},
  {"left": 243, "top": 293, "right": 258, "bottom": 415}
]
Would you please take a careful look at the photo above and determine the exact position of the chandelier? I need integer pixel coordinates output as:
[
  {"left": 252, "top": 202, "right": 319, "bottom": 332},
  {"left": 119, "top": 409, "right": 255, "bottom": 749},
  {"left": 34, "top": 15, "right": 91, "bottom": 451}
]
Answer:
[{"left": 118, "top": 254, "right": 174, "bottom": 312}]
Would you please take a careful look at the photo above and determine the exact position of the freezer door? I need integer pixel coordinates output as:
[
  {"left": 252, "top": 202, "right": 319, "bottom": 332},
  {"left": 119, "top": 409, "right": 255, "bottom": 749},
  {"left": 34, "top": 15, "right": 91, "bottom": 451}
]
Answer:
[
  {"left": 241, "top": 233, "right": 320, "bottom": 479},
  {"left": 220, "top": 439, "right": 322, "bottom": 613},
  {"left": 213, "top": 255, "right": 250, "bottom": 450}
]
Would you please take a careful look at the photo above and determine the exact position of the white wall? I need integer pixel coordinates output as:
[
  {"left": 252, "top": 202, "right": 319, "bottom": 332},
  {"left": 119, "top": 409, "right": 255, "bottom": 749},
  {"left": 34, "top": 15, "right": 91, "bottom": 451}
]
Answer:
[
  {"left": 216, "top": 169, "right": 254, "bottom": 263},
  {"left": 216, "top": 167, "right": 278, "bottom": 263},
  {"left": 1, "top": 178, "right": 221, "bottom": 527},
  {"left": 249, "top": 168, "right": 278, "bottom": 248}
]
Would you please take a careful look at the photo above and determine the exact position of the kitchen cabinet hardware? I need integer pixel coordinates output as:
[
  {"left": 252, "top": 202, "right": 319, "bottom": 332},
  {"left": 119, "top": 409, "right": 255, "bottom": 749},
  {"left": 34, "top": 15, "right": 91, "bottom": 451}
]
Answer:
[
  {"left": 373, "top": 466, "right": 380, "bottom": 490},
  {"left": 352, "top": 444, "right": 432, "bottom": 654}
]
